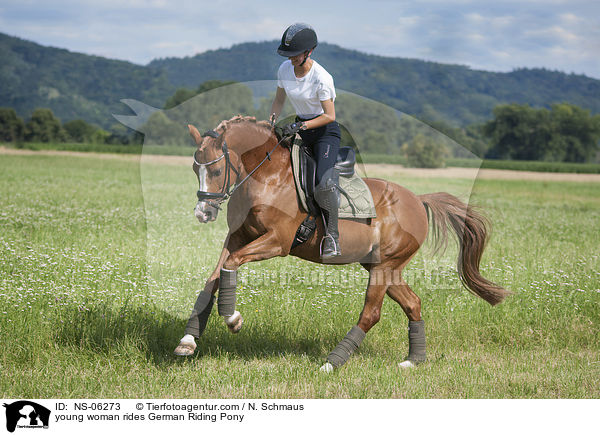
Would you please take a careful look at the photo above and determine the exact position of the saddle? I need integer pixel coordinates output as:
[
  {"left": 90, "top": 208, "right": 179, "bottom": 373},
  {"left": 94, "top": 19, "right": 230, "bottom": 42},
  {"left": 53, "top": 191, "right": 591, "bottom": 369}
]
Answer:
[{"left": 290, "top": 137, "right": 376, "bottom": 250}]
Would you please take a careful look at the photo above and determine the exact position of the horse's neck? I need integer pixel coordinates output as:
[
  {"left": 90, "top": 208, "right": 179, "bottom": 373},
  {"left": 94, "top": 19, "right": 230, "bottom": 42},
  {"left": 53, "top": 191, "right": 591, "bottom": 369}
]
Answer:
[{"left": 230, "top": 125, "right": 289, "bottom": 178}]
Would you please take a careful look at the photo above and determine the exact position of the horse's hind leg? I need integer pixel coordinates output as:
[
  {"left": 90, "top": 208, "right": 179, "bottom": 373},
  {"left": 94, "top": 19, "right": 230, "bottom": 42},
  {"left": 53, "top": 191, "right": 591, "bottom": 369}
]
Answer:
[
  {"left": 386, "top": 279, "right": 426, "bottom": 367},
  {"left": 320, "top": 265, "right": 390, "bottom": 372}
]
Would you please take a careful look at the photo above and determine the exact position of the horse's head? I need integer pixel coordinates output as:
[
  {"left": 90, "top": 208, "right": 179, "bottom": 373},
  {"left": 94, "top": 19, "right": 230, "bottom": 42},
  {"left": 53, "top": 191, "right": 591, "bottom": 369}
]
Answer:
[{"left": 188, "top": 124, "right": 241, "bottom": 223}]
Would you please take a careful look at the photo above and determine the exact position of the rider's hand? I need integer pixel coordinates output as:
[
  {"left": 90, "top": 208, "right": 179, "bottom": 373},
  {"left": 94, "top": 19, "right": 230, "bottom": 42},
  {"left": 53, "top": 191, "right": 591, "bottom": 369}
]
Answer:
[{"left": 282, "top": 122, "right": 306, "bottom": 136}]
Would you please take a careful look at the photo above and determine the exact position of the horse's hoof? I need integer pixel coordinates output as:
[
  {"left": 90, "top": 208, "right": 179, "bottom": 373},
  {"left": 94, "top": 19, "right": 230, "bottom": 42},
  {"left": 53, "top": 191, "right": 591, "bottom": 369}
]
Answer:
[
  {"left": 399, "top": 360, "right": 416, "bottom": 369},
  {"left": 399, "top": 357, "right": 425, "bottom": 369},
  {"left": 319, "top": 362, "right": 334, "bottom": 373},
  {"left": 225, "top": 311, "right": 243, "bottom": 334},
  {"left": 227, "top": 317, "right": 243, "bottom": 333},
  {"left": 174, "top": 341, "right": 196, "bottom": 356}
]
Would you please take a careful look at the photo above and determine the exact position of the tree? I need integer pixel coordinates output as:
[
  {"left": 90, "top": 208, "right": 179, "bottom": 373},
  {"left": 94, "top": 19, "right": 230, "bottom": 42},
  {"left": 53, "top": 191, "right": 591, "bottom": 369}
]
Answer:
[
  {"left": 196, "top": 80, "right": 236, "bottom": 95},
  {"left": 484, "top": 103, "right": 600, "bottom": 163},
  {"left": 362, "top": 130, "right": 393, "bottom": 154},
  {"left": 402, "top": 134, "right": 447, "bottom": 168},
  {"left": 105, "top": 123, "right": 133, "bottom": 145},
  {"left": 335, "top": 93, "right": 404, "bottom": 154},
  {"left": 164, "top": 88, "right": 197, "bottom": 110},
  {"left": 0, "top": 108, "right": 25, "bottom": 142},
  {"left": 426, "top": 120, "right": 489, "bottom": 158},
  {"left": 164, "top": 80, "right": 237, "bottom": 109},
  {"left": 24, "top": 108, "right": 66, "bottom": 142},
  {"left": 152, "top": 81, "right": 255, "bottom": 139},
  {"left": 90, "top": 129, "right": 110, "bottom": 144},
  {"left": 483, "top": 104, "right": 552, "bottom": 160},
  {"left": 549, "top": 103, "right": 600, "bottom": 163},
  {"left": 143, "top": 111, "right": 188, "bottom": 146},
  {"left": 63, "top": 119, "right": 98, "bottom": 143}
]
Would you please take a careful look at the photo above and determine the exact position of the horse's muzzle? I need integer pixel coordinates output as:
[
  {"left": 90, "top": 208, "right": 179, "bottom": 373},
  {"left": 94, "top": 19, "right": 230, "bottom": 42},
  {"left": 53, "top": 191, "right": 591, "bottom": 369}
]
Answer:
[{"left": 194, "top": 201, "right": 219, "bottom": 223}]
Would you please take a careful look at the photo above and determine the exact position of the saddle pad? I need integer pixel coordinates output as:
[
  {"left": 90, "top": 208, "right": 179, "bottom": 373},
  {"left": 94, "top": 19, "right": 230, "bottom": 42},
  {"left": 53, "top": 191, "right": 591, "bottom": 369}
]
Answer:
[{"left": 291, "top": 142, "right": 377, "bottom": 219}]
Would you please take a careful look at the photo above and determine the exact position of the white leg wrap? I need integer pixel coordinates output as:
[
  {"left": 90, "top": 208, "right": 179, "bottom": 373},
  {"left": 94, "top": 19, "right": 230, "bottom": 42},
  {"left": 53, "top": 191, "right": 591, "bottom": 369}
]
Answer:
[
  {"left": 319, "top": 362, "right": 334, "bottom": 373},
  {"left": 223, "top": 310, "right": 241, "bottom": 326},
  {"left": 399, "top": 360, "right": 416, "bottom": 369},
  {"left": 180, "top": 334, "right": 195, "bottom": 344}
]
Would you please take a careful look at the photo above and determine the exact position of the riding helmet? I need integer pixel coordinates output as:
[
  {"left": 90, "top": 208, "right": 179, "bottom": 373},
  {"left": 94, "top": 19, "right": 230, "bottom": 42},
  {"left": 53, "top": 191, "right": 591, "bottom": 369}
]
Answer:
[{"left": 277, "top": 23, "right": 318, "bottom": 57}]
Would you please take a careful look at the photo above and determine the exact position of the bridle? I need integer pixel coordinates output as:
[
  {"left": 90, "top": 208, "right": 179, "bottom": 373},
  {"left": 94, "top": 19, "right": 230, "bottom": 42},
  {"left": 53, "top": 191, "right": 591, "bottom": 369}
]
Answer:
[
  {"left": 194, "top": 130, "right": 239, "bottom": 210},
  {"left": 194, "top": 128, "right": 287, "bottom": 209}
]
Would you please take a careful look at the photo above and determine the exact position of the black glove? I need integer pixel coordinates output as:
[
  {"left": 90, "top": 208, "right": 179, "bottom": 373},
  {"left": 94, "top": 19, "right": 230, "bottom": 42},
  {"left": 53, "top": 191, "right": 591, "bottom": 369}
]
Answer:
[{"left": 282, "top": 122, "right": 305, "bottom": 136}]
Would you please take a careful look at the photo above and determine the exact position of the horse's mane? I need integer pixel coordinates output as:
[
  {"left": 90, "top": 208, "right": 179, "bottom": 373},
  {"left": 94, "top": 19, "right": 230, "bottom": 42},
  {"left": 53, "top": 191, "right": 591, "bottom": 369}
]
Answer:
[
  {"left": 214, "top": 115, "right": 289, "bottom": 149},
  {"left": 216, "top": 115, "right": 275, "bottom": 137}
]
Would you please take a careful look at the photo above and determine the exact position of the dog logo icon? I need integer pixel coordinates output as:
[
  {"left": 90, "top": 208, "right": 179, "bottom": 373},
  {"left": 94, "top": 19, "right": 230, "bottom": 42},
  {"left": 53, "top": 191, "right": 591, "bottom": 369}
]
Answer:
[{"left": 3, "top": 401, "right": 51, "bottom": 433}]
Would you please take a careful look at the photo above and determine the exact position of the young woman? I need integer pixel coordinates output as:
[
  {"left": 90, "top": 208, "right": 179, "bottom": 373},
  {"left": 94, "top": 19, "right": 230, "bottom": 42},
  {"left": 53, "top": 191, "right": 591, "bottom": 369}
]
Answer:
[{"left": 270, "top": 23, "right": 342, "bottom": 259}]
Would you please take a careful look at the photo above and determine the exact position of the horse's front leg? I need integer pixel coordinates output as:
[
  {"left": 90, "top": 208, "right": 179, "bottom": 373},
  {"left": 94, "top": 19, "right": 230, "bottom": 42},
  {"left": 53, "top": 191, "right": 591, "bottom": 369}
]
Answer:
[
  {"left": 174, "top": 233, "right": 244, "bottom": 356},
  {"left": 217, "top": 230, "right": 287, "bottom": 332}
]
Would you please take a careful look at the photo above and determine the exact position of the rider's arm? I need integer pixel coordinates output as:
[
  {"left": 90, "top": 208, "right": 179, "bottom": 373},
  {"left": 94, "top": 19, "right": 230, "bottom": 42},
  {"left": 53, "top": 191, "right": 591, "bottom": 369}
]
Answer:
[
  {"left": 270, "top": 87, "right": 287, "bottom": 124},
  {"left": 302, "top": 98, "right": 336, "bottom": 130}
]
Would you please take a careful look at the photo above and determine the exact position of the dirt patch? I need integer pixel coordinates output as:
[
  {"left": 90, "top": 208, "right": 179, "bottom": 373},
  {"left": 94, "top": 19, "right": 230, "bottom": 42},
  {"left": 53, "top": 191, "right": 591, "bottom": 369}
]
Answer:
[
  {"left": 141, "top": 154, "right": 190, "bottom": 166},
  {"left": 0, "top": 146, "right": 140, "bottom": 162},
  {"left": 141, "top": 155, "right": 600, "bottom": 182},
  {"left": 361, "top": 164, "right": 600, "bottom": 183},
  {"left": 2, "top": 147, "right": 598, "bottom": 182}
]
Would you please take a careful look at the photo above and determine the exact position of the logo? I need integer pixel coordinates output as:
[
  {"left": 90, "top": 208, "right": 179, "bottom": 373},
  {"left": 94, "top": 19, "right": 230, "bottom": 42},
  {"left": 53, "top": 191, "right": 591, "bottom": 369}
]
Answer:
[{"left": 3, "top": 401, "right": 50, "bottom": 433}]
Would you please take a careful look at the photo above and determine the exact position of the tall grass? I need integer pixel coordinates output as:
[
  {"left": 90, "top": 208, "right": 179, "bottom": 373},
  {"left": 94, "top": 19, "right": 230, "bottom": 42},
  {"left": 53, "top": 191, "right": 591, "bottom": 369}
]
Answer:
[{"left": 0, "top": 153, "right": 598, "bottom": 398}]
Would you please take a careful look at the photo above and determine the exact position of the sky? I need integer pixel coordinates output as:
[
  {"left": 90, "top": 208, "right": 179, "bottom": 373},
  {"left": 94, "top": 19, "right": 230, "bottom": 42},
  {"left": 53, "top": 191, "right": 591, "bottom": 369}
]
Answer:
[{"left": 1, "top": 0, "right": 599, "bottom": 79}]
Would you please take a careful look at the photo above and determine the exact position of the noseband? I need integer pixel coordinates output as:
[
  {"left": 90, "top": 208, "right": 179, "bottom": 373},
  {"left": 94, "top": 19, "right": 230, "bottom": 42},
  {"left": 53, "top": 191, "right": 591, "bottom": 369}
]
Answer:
[
  {"left": 194, "top": 129, "right": 239, "bottom": 209},
  {"left": 193, "top": 127, "right": 287, "bottom": 209}
]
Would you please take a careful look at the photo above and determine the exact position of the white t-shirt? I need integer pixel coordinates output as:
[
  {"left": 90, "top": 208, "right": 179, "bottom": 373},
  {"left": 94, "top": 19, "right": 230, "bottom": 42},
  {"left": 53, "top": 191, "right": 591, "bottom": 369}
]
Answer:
[{"left": 277, "top": 60, "right": 336, "bottom": 119}]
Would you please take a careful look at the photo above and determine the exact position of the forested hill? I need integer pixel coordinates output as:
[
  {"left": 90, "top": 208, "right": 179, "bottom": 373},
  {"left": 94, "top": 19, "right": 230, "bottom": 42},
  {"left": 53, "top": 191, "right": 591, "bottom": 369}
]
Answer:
[
  {"left": 0, "top": 33, "right": 174, "bottom": 128},
  {"left": 149, "top": 41, "right": 600, "bottom": 126},
  {"left": 2, "top": 32, "right": 600, "bottom": 129}
]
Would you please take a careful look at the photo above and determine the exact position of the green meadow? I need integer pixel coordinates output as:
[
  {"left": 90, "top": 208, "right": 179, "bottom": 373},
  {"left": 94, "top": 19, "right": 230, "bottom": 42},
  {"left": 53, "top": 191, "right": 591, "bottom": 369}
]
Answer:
[{"left": 0, "top": 151, "right": 598, "bottom": 398}]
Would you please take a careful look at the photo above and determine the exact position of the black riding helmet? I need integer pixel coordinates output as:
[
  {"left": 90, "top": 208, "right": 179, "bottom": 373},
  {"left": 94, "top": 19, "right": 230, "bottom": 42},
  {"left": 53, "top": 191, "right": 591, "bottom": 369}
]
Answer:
[{"left": 277, "top": 23, "right": 318, "bottom": 57}]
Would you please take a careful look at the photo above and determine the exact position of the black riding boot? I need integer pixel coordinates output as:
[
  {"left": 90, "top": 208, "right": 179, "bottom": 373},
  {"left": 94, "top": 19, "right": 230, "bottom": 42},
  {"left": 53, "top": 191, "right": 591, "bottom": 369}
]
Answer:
[{"left": 315, "top": 170, "right": 341, "bottom": 259}]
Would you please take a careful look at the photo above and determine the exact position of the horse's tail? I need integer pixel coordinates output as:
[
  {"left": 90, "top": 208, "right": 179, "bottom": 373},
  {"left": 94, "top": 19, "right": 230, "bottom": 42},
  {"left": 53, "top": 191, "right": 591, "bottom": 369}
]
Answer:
[{"left": 419, "top": 192, "right": 510, "bottom": 305}]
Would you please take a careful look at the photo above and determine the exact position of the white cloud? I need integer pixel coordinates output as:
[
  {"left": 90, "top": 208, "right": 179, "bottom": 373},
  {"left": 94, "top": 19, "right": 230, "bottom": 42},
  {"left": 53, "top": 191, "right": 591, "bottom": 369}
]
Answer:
[
  {"left": 216, "top": 17, "right": 281, "bottom": 41},
  {"left": 0, "top": 0, "right": 598, "bottom": 78},
  {"left": 524, "top": 25, "right": 579, "bottom": 44},
  {"left": 559, "top": 13, "right": 582, "bottom": 24}
]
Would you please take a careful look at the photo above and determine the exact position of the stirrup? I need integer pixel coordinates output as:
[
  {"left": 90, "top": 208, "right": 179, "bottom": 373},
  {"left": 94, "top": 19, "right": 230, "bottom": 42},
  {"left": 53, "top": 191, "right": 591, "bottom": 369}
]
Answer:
[{"left": 320, "top": 234, "right": 341, "bottom": 258}]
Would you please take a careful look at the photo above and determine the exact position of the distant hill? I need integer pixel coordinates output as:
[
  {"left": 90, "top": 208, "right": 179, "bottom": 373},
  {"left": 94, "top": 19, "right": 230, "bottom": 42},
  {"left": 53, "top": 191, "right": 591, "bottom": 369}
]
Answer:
[
  {"left": 149, "top": 41, "right": 600, "bottom": 126},
  {"left": 0, "top": 33, "right": 174, "bottom": 129},
  {"left": 2, "top": 32, "right": 600, "bottom": 129}
]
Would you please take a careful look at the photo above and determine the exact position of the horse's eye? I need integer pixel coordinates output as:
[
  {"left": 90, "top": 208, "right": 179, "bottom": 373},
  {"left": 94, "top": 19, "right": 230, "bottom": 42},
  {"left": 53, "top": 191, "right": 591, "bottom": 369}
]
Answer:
[{"left": 211, "top": 169, "right": 222, "bottom": 177}]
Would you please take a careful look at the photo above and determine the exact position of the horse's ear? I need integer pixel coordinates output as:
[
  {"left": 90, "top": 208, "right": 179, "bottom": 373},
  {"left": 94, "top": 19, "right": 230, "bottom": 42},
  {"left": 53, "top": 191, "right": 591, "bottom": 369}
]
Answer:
[{"left": 188, "top": 124, "right": 202, "bottom": 146}]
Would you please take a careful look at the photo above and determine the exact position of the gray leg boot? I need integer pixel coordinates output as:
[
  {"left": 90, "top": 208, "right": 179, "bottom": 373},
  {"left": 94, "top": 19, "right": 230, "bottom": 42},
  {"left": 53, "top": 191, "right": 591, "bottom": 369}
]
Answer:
[
  {"left": 399, "top": 320, "right": 426, "bottom": 368},
  {"left": 314, "top": 170, "right": 341, "bottom": 259}
]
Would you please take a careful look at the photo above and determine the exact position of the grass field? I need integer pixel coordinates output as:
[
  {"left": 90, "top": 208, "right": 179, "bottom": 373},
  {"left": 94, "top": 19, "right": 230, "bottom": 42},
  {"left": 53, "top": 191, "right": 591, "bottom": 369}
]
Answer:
[{"left": 0, "top": 151, "right": 598, "bottom": 398}]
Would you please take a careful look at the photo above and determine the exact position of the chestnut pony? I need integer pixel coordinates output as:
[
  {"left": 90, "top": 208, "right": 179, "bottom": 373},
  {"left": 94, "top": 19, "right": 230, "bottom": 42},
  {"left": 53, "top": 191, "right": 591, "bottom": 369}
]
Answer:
[{"left": 176, "top": 115, "right": 508, "bottom": 371}]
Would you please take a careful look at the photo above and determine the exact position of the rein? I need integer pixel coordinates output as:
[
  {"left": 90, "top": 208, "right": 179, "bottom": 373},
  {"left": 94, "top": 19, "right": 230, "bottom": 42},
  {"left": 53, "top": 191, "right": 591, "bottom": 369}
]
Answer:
[{"left": 194, "top": 129, "right": 287, "bottom": 209}]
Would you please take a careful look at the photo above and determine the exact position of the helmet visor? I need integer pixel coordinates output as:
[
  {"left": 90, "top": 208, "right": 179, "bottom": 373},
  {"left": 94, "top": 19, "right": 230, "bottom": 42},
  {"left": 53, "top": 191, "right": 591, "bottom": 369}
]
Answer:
[{"left": 277, "top": 45, "right": 308, "bottom": 57}]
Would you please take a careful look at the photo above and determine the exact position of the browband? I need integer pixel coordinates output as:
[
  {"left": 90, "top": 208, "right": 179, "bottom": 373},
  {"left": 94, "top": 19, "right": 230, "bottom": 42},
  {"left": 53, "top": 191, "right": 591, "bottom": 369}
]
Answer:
[{"left": 202, "top": 130, "right": 220, "bottom": 138}]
